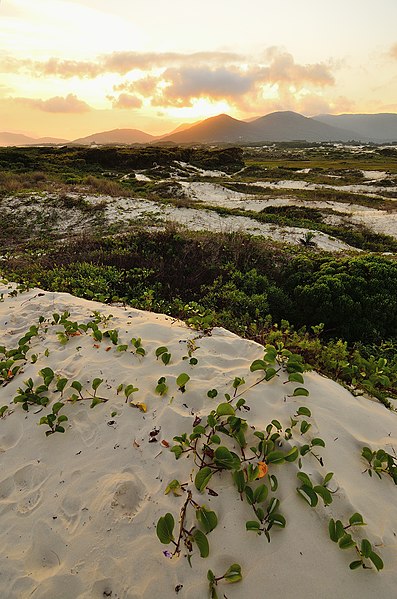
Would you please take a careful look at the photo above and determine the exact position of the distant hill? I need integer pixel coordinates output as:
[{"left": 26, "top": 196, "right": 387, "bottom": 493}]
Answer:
[
  {"left": 160, "top": 111, "right": 364, "bottom": 143},
  {"left": 0, "top": 132, "right": 68, "bottom": 146},
  {"left": 72, "top": 128, "right": 155, "bottom": 145},
  {"left": 160, "top": 114, "right": 259, "bottom": 143},
  {"left": 313, "top": 113, "right": 397, "bottom": 142},
  {"left": 249, "top": 111, "right": 362, "bottom": 142}
]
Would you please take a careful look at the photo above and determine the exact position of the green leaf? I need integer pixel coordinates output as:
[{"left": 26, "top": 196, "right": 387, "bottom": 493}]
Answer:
[
  {"left": 195, "top": 467, "right": 213, "bottom": 492},
  {"left": 171, "top": 446, "right": 183, "bottom": 459},
  {"left": 265, "top": 367, "right": 277, "bottom": 381},
  {"left": 56, "top": 378, "right": 68, "bottom": 393},
  {"left": 155, "top": 346, "right": 168, "bottom": 358},
  {"left": 293, "top": 387, "right": 309, "bottom": 397},
  {"left": 176, "top": 373, "right": 190, "bottom": 388},
  {"left": 197, "top": 507, "right": 218, "bottom": 533},
  {"left": 207, "top": 389, "right": 218, "bottom": 399},
  {"left": 268, "top": 513, "right": 286, "bottom": 527},
  {"left": 250, "top": 359, "right": 266, "bottom": 372},
  {"left": 284, "top": 447, "right": 299, "bottom": 462},
  {"left": 349, "top": 560, "right": 363, "bottom": 570},
  {"left": 349, "top": 512, "right": 365, "bottom": 526},
  {"left": 297, "top": 485, "right": 318, "bottom": 507},
  {"left": 71, "top": 380, "right": 82, "bottom": 393},
  {"left": 266, "top": 451, "right": 285, "bottom": 465},
  {"left": 361, "top": 539, "right": 372, "bottom": 558},
  {"left": 210, "top": 434, "right": 221, "bottom": 445},
  {"left": 312, "top": 438, "right": 325, "bottom": 448},
  {"left": 232, "top": 470, "right": 246, "bottom": 493},
  {"left": 117, "top": 345, "right": 128, "bottom": 352},
  {"left": 296, "top": 406, "right": 311, "bottom": 417},
  {"left": 161, "top": 353, "right": 171, "bottom": 365},
  {"left": 339, "top": 534, "right": 356, "bottom": 550},
  {"left": 368, "top": 551, "right": 384, "bottom": 571},
  {"left": 193, "top": 529, "right": 209, "bottom": 558},
  {"left": 216, "top": 403, "right": 235, "bottom": 416},
  {"left": 254, "top": 484, "right": 268, "bottom": 504},
  {"left": 156, "top": 513, "right": 175, "bottom": 545},
  {"left": 269, "top": 475, "right": 278, "bottom": 492},
  {"left": 57, "top": 415, "right": 68, "bottom": 423},
  {"left": 214, "top": 447, "right": 240, "bottom": 470},
  {"left": 267, "top": 497, "right": 279, "bottom": 515},
  {"left": 92, "top": 378, "right": 103, "bottom": 391},
  {"left": 300, "top": 420, "right": 311, "bottom": 434},
  {"left": 246, "top": 520, "right": 260, "bottom": 531},
  {"left": 288, "top": 372, "right": 304, "bottom": 384},
  {"left": 90, "top": 397, "right": 103, "bottom": 409},
  {"left": 52, "top": 402, "right": 64, "bottom": 415},
  {"left": 207, "top": 570, "right": 215, "bottom": 583},
  {"left": 55, "top": 425, "right": 65, "bottom": 433},
  {"left": 329, "top": 519, "right": 338, "bottom": 542},
  {"left": 313, "top": 485, "right": 333, "bottom": 506},
  {"left": 223, "top": 563, "right": 242, "bottom": 583}
]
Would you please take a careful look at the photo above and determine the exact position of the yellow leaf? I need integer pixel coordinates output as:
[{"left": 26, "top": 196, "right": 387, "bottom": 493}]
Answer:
[
  {"left": 256, "top": 462, "right": 268, "bottom": 479},
  {"left": 131, "top": 402, "right": 147, "bottom": 413}
]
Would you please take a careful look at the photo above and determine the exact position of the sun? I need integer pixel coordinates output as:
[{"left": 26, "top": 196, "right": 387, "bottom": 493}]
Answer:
[{"left": 164, "top": 98, "right": 234, "bottom": 121}]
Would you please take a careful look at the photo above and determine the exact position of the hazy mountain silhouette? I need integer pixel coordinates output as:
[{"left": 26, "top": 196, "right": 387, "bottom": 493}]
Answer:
[
  {"left": 160, "top": 111, "right": 363, "bottom": 143},
  {"left": 313, "top": 114, "right": 397, "bottom": 142},
  {"left": 72, "top": 128, "right": 155, "bottom": 145},
  {"left": 0, "top": 132, "right": 68, "bottom": 146},
  {"left": 160, "top": 114, "right": 259, "bottom": 143}
]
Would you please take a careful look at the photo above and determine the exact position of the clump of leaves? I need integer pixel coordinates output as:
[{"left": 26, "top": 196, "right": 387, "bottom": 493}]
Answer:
[
  {"left": 156, "top": 490, "right": 218, "bottom": 559},
  {"left": 362, "top": 446, "right": 397, "bottom": 484},
  {"left": 207, "top": 564, "right": 242, "bottom": 598},
  {"left": 131, "top": 337, "right": 146, "bottom": 356},
  {"left": 39, "top": 402, "right": 68, "bottom": 436},
  {"left": 329, "top": 513, "right": 383, "bottom": 571},
  {"left": 13, "top": 375, "right": 51, "bottom": 411},
  {"left": 296, "top": 471, "right": 334, "bottom": 507},
  {"left": 155, "top": 377, "right": 168, "bottom": 396},
  {"left": 155, "top": 346, "right": 171, "bottom": 365}
]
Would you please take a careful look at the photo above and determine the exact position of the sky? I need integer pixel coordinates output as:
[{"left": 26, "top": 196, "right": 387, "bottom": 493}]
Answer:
[{"left": 1, "top": 0, "right": 397, "bottom": 139}]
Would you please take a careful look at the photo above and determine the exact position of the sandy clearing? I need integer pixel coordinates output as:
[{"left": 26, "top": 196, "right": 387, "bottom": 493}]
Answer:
[{"left": 1, "top": 286, "right": 397, "bottom": 598}]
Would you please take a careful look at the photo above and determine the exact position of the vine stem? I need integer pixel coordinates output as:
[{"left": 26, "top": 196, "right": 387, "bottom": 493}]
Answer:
[{"left": 172, "top": 490, "right": 193, "bottom": 556}]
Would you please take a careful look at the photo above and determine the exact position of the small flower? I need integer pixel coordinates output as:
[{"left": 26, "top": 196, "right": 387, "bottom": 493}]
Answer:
[{"left": 163, "top": 550, "right": 172, "bottom": 558}]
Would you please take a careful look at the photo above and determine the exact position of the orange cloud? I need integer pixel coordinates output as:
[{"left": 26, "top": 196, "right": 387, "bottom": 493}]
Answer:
[
  {"left": 111, "top": 93, "right": 142, "bottom": 109},
  {"left": 15, "top": 94, "right": 92, "bottom": 113}
]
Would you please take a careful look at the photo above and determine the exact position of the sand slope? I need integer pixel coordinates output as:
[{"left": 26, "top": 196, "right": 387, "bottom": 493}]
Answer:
[{"left": 1, "top": 284, "right": 397, "bottom": 599}]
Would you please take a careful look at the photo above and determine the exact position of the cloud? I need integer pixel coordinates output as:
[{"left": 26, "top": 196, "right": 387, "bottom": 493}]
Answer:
[
  {"left": 111, "top": 93, "right": 142, "bottom": 109},
  {"left": 1, "top": 47, "right": 337, "bottom": 113},
  {"left": 262, "top": 48, "right": 335, "bottom": 87},
  {"left": 15, "top": 94, "right": 92, "bottom": 113},
  {"left": 158, "top": 67, "right": 256, "bottom": 106}
]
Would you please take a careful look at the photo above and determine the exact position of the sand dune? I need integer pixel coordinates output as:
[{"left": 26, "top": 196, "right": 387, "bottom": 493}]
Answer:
[{"left": 1, "top": 282, "right": 397, "bottom": 598}]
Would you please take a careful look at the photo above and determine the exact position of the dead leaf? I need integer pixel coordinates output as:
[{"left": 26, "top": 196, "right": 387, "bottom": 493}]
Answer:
[
  {"left": 105, "top": 347, "right": 112, "bottom": 352},
  {"left": 131, "top": 402, "right": 147, "bottom": 413},
  {"left": 256, "top": 462, "right": 268, "bottom": 479},
  {"left": 93, "top": 344, "right": 100, "bottom": 348},
  {"left": 161, "top": 440, "right": 170, "bottom": 448},
  {"left": 133, "top": 440, "right": 140, "bottom": 448}
]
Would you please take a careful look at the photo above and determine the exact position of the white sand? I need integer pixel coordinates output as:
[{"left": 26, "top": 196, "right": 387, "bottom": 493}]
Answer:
[{"left": 1, "top": 285, "right": 397, "bottom": 598}]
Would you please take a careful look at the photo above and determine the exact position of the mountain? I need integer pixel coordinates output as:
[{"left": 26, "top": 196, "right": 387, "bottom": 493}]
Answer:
[
  {"left": 160, "top": 114, "right": 259, "bottom": 143},
  {"left": 72, "top": 128, "right": 155, "bottom": 145},
  {"left": 160, "top": 111, "right": 364, "bottom": 144},
  {"left": 250, "top": 111, "right": 362, "bottom": 142},
  {"left": 313, "top": 113, "right": 397, "bottom": 142},
  {"left": 0, "top": 132, "right": 68, "bottom": 146}
]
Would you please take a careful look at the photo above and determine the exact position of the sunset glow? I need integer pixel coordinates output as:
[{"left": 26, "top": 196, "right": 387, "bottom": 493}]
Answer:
[{"left": 1, "top": 0, "right": 397, "bottom": 138}]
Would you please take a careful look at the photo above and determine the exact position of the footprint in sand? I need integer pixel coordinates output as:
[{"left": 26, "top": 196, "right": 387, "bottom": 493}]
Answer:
[
  {"left": 0, "top": 415, "right": 24, "bottom": 453},
  {"left": 72, "top": 409, "right": 99, "bottom": 447},
  {"left": 0, "top": 462, "right": 48, "bottom": 515},
  {"left": 60, "top": 492, "right": 83, "bottom": 534},
  {"left": 94, "top": 470, "right": 147, "bottom": 522},
  {"left": 25, "top": 521, "right": 66, "bottom": 581}
]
